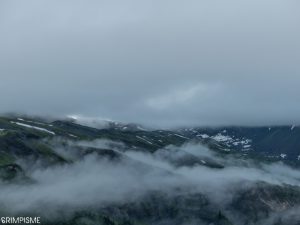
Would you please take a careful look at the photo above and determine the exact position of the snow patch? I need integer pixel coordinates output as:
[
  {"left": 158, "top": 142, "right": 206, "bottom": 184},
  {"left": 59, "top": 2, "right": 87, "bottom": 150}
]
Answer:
[
  {"left": 137, "top": 126, "right": 147, "bottom": 131},
  {"left": 68, "top": 134, "right": 78, "bottom": 138},
  {"left": 212, "top": 133, "right": 233, "bottom": 142},
  {"left": 173, "top": 134, "right": 189, "bottom": 140},
  {"left": 197, "top": 134, "right": 209, "bottom": 139},
  {"left": 243, "top": 145, "right": 251, "bottom": 148},
  {"left": 280, "top": 154, "right": 287, "bottom": 159},
  {"left": 11, "top": 122, "right": 55, "bottom": 135},
  {"left": 136, "top": 136, "right": 153, "bottom": 145}
]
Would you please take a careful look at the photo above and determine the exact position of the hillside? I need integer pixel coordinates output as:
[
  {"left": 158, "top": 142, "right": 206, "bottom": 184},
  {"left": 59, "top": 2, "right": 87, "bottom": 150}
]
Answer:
[{"left": 0, "top": 115, "right": 299, "bottom": 225}]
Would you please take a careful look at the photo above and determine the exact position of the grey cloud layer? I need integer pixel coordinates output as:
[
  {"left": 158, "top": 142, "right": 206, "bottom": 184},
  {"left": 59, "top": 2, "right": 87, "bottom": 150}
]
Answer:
[{"left": 0, "top": 0, "right": 299, "bottom": 127}]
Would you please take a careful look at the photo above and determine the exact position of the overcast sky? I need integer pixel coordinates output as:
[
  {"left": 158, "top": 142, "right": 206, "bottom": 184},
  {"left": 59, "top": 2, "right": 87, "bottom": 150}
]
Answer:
[{"left": 0, "top": 0, "right": 299, "bottom": 127}]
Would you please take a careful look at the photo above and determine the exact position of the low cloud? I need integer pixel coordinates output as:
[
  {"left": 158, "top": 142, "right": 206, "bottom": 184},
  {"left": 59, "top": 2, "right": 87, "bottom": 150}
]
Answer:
[{"left": 1, "top": 140, "right": 299, "bottom": 224}]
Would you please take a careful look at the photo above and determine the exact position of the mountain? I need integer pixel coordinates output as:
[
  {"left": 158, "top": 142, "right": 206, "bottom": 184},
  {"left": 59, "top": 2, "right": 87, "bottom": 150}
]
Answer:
[
  {"left": 0, "top": 115, "right": 299, "bottom": 225},
  {"left": 178, "top": 126, "right": 300, "bottom": 162}
]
